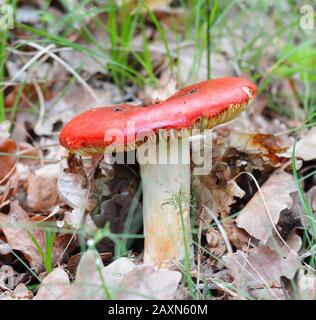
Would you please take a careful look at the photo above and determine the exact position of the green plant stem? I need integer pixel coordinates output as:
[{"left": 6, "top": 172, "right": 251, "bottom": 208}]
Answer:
[{"left": 178, "top": 199, "right": 195, "bottom": 298}]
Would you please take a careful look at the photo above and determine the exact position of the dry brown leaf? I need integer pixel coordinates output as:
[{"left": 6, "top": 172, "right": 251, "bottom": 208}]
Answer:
[
  {"left": 211, "top": 180, "right": 246, "bottom": 214},
  {"left": 0, "top": 201, "right": 70, "bottom": 270},
  {"left": 27, "top": 164, "right": 60, "bottom": 211},
  {"left": 236, "top": 170, "right": 296, "bottom": 243},
  {"left": 35, "top": 250, "right": 182, "bottom": 300},
  {"left": 267, "top": 232, "right": 302, "bottom": 256},
  {"left": 0, "top": 139, "right": 17, "bottom": 182},
  {"left": 290, "top": 127, "right": 316, "bottom": 161},
  {"left": 117, "top": 265, "right": 182, "bottom": 300},
  {"left": 57, "top": 163, "right": 88, "bottom": 209},
  {"left": 34, "top": 268, "right": 71, "bottom": 300},
  {"left": 205, "top": 227, "right": 226, "bottom": 257},
  {"left": 223, "top": 246, "right": 301, "bottom": 292},
  {"left": 0, "top": 201, "right": 43, "bottom": 270}
]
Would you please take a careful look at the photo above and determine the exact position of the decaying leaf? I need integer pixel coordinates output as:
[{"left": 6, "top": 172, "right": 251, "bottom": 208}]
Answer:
[
  {"left": 0, "top": 201, "right": 43, "bottom": 270},
  {"left": 57, "top": 165, "right": 88, "bottom": 209},
  {"left": 205, "top": 227, "right": 226, "bottom": 257},
  {"left": 0, "top": 201, "right": 71, "bottom": 271},
  {"left": 64, "top": 208, "right": 84, "bottom": 229},
  {"left": 0, "top": 139, "right": 17, "bottom": 182},
  {"left": 27, "top": 164, "right": 60, "bottom": 211},
  {"left": 35, "top": 250, "right": 182, "bottom": 300},
  {"left": 223, "top": 245, "right": 301, "bottom": 298},
  {"left": 34, "top": 268, "right": 71, "bottom": 300},
  {"left": 117, "top": 265, "right": 182, "bottom": 300},
  {"left": 290, "top": 127, "right": 316, "bottom": 161},
  {"left": 236, "top": 170, "right": 297, "bottom": 243}
]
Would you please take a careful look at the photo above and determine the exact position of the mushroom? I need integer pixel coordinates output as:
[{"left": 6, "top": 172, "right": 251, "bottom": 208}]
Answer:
[{"left": 60, "top": 77, "right": 256, "bottom": 268}]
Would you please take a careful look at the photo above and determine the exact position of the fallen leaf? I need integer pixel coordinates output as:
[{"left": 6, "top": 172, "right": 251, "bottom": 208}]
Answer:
[
  {"left": 0, "top": 201, "right": 70, "bottom": 271},
  {"left": 35, "top": 250, "right": 182, "bottom": 300},
  {"left": 27, "top": 164, "right": 60, "bottom": 211},
  {"left": 236, "top": 170, "right": 296, "bottom": 243},
  {"left": 57, "top": 170, "right": 88, "bottom": 209},
  {"left": 0, "top": 139, "right": 17, "bottom": 182},
  {"left": 117, "top": 265, "right": 182, "bottom": 300},
  {"left": 0, "top": 201, "right": 43, "bottom": 270},
  {"left": 290, "top": 127, "right": 316, "bottom": 161},
  {"left": 64, "top": 207, "right": 84, "bottom": 229},
  {"left": 205, "top": 227, "right": 226, "bottom": 257},
  {"left": 223, "top": 246, "right": 301, "bottom": 292},
  {"left": 34, "top": 268, "right": 71, "bottom": 300}
]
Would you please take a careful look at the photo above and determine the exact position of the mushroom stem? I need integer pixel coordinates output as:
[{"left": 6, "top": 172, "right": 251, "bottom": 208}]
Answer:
[{"left": 137, "top": 132, "right": 193, "bottom": 268}]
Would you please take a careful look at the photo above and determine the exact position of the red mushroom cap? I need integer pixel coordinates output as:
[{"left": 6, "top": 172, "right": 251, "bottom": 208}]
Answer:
[{"left": 60, "top": 77, "right": 256, "bottom": 154}]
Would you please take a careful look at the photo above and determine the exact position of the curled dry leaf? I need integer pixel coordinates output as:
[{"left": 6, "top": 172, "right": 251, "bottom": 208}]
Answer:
[
  {"left": 64, "top": 208, "right": 84, "bottom": 229},
  {"left": 223, "top": 246, "right": 301, "bottom": 294},
  {"left": 27, "top": 164, "right": 60, "bottom": 211},
  {"left": 0, "top": 201, "right": 43, "bottom": 270},
  {"left": 211, "top": 180, "right": 246, "bottom": 215},
  {"left": 227, "top": 132, "right": 287, "bottom": 166},
  {"left": 236, "top": 170, "right": 297, "bottom": 243},
  {"left": 206, "top": 227, "right": 226, "bottom": 257},
  {"left": 57, "top": 167, "right": 88, "bottom": 209}
]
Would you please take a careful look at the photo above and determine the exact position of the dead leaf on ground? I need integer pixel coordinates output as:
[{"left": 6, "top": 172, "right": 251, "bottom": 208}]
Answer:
[
  {"left": 0, "top": 201, "right": 44, "bottom": 270},
  {"left": 34, "top": 268, "right": 71, "bottom": 300},
  {"left": 35, "top": 250, "right": 182, "bottom": 300},
  {"left": 205, "top": 227, "right": 226, "bottom": 257},
  {"left": 289, "top": 127, "right": 316, "bottom": 161},
  {"left": 117, "top": 264, "right": 182, "bottom": 300},
  {"left": 0, "top": 201, "right": 72, "bottom": 271},
  {"left": 27, "top": 164, "right": 60, "bottom": 211},
  {"left": 57, "top": 165, "right": 88, "bottom": 210},
  {"left": 223, "top": 245, "right": 301, "bottom": 299},
  {"left": 236, "top": 170, "right": 297, "bottom": 243},
  {"left": 0, "top": 139, "right": 17, "bottom": 183}
]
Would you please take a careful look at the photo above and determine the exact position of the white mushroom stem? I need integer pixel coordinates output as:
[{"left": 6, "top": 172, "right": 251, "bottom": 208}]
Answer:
[{"left": 136, "top": 131, "right": 193, "bottom": 268}]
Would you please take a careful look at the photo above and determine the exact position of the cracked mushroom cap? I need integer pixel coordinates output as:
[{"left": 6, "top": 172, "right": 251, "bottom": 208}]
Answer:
[{"left": 60, "top": 77, "right": 256, "bottom": 155}]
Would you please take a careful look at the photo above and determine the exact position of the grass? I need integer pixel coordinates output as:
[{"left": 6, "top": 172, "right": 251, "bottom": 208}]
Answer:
[
  {"left": 29, "top": 228, "right": 56, "bottom": 274},
  {"left": 0, "top": 22, "right": 9, "bottom": 122}
]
